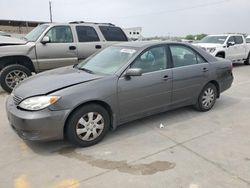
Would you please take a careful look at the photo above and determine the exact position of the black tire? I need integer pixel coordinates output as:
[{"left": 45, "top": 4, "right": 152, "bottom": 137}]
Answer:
[
  {"left": 65, "top": 104, "right": 110, "bottom": 147},
  {"left": 195, "top": 83, "right": 218, "bottom": 112},
  {"left": 244, "top": 53, "right": 250, "bottom": 65},
  {"left": 0, "top": 64, "right": 32, "bottom": 93}
]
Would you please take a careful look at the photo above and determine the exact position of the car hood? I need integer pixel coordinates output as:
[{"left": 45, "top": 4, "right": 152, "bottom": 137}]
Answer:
[
  {"left": 193, "top": 43, "right": 224, "bottom": 48},
  {"left": 13, "top": 66, "right": 104, "bottom": 98},
  {"left": 0, "top": 36, "right": 27, "bottom": 46}
]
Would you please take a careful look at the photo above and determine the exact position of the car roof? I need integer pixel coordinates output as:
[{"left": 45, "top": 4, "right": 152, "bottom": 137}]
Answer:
[
  {"left": 208, "top": 34, "right": 243, "bottom": 37},
  {"left": 42, "top": 22, "right": 117, "bottom": 27}
]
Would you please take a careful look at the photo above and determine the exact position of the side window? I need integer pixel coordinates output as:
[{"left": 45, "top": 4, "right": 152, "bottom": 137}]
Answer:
[
  {"left": 131, "top": 46, "right": 167, "bottom": 73},
  {"left": 227, "top": 36, "right": 235, "bottom": 43},
  {"left": 170, "top": 45, "right": 205, "bottom": 68},
  {"left": 45, "top": 26, "right": 73, "bottom": 43},
  {"left": 235, "top": 36, "right": 243, "bottom": 44},
  {"left": 99, "top": 26, "right": 128, "bottom": 41},
  {"left": 76, "top": 26, "right": 100, "bottom": 42},
  {"left": 246, "top": 38, "right": 250, "bottom": 43}
]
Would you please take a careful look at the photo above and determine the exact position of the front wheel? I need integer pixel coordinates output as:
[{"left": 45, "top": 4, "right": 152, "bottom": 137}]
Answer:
[
  {"left": 195, "top": 83, "right": 217, "bottom": 112},
  {"left": 0, "top": 64, "right": 32, "bottom": 93},
  {"left": 65, "top": 104, "right": 110, "bottom": 147}
]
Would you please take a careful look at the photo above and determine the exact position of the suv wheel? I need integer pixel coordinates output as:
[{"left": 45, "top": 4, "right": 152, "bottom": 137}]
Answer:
[
  {"left": 195, "top": 83, "right": 217, "bottom": 112},
  {"left": 65, "top": 104, "right": 110, "bottom": 147},
  {"left": 0, "top": 64, "right": 32, "bottom": 93},
  {"left": 216, "top": 54, "right": 224, "bottom": 58}
]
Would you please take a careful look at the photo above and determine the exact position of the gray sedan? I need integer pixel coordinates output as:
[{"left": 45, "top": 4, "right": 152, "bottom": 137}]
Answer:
[{"left": 6, "top": 41, "right": 233, "bottom": 147}]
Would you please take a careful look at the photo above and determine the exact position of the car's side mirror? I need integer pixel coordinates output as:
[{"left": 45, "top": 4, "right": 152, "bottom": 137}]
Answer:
[
  {"left": 227, "top": 41, "right": 235, "bottom": 47},
  {"left": 41, "top": 36, "right": 50, "bottom": 44},
  {"left": 125, "top": 68, "right": 142, "bottom": 78}
]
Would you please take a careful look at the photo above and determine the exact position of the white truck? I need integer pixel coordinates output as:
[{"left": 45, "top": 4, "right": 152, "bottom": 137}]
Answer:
[{"left": 194, "top": 34, "right": 250, "bottom": 65}]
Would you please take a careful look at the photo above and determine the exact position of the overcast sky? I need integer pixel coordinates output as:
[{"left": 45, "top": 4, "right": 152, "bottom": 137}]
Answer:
[{"left": 0, "top": 0, "right": 249, "bottom": 37}]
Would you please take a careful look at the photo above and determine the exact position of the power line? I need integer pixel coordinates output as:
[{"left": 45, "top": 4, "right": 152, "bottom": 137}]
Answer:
[{"left": 111, "top": 0, "right": 231, "bottom": 20}]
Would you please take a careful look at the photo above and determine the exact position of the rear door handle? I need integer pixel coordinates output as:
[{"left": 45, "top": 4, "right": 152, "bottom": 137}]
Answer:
[
  {"left": 95, "top": 45, "right": 102, "bottom": 49},
  {"left": 162, "top": 75, "right": 169, "bottom": 81},
  {"left": 202, "top": 68, "right": 208, "bottom": 72},
  {"left": 69, "top": 46, "right": 76, "bottom": 50}
]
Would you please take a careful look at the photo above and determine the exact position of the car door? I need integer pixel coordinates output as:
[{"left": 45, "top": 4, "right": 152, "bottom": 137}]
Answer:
[
  {"left": 117, "top": 45, "right": 172, "bottom": 123},
  {"left": 74, "top": 25, "right": 104, "bottom": 60},
  {"left": 234, "top": 36, "right": 245, "bottom": 59},
  {"left": 226, "top": 36, "right": 237, "bottom": 60},
  {"left": 35, "top": 25, "right": 78, "bottom": 71},
  {"left": 169, "top": 44, "right": 210, "bottom": 107}
]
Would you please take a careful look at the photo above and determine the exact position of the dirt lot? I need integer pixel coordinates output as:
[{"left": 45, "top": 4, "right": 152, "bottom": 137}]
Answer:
[{"left": 0, "top": 63, "right": 250, "bottom": 188}]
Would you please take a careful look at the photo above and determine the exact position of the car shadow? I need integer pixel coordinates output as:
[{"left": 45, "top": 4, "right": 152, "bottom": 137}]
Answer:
[{"left": 233, "top": 62, "right": 245, "bottom": 67}]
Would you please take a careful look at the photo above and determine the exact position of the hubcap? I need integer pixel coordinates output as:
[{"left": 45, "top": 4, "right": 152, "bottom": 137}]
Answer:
[
  {"left": 202, "top": 88, "right": 215, "bottom": 109},
  {"left": 5, "top": 70, "right": 28, "bottom": 89},
  {"left": 76, "top": 112, "right": 104, "bottom": 141}
]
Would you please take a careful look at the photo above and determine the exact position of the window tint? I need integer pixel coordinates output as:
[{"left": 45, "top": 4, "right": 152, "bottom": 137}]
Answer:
[
  {"left": 131, "top": 46, "right": 167, "bottom": 73},
  {"left": 170, "top": 45, "right": 205, "bottom": 68},
  {"left": 76, "top": 26, "right": 100, "bottom": 42},
  {"left": 45, "top": 26, "right": 73, "bottom": 43},
  {"left": 99, "top": 26, "right": 127, "bottom": 41},
  {"left": 227, "top": 36, "right": 235, "bottom": 43},
  {"left": 234, "top": 36, "right": 243, "bottom": 44}
]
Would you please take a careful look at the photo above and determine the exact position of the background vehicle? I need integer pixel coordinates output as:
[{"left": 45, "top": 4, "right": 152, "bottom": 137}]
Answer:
[
  {"left": 0, "top": 31, "right": 11, "bottom": 37},
  {"left": 194, "top": 34, "right": 250, "bottom": 65},
  {"left": 246, "top": 35, "right": 250, "bottom": 43},
  {"left": 0, "top": 21, "right": 128, "bottom": 92},
  {"left": 6, "top": 41, "right": 233, "bottom": 147}
]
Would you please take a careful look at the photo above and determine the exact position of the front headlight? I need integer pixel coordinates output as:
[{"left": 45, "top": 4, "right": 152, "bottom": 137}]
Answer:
[
  {"left": 207, "top": 48, "right": 216, "bottom": 53},
  {"left": 18, "top": 96, "right": 61, "bottom": 111}
]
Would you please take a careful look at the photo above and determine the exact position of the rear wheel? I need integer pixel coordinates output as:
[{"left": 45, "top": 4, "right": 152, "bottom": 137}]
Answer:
[
  {"left": 244, "top": 53, "right": 250, "bottom": 65},
  {"left": 0, "top": 64, "right": 32, "bottom": 93},
  {"left": 195, "top": 83, "right": 217, "bottom": 112},
  {"left": 65, "top": 104, "right": 110, "bottom": 147}
]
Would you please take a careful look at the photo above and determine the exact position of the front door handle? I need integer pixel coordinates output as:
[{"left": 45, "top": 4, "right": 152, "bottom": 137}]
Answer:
[
  {"left": 69, "top": 46, "right": 76, "bottom": 50},
  {"left": 95, "top": 45, "right": 102, "bottom": 49},
  {"left": 202, "top": 68, "right": 208, "bottom": 72}
]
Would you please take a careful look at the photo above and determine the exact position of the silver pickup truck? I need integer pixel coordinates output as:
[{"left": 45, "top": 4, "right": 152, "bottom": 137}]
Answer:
[{"left": 0, "top": 21, "right": 128, "bottom": 92}]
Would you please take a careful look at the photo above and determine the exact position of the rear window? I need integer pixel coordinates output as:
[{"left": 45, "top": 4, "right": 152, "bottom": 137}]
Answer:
[
  {"left": 76, "top": 26, "right": 100, "bottom": 42},
  {"left": 246, "top": 38, "right": 250, "bottom": 43},
  {"left": 99, "top": 26, "right": 128, "bottom": 41}
]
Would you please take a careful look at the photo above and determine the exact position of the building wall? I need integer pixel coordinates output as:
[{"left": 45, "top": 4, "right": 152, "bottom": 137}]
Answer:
[
  {"left": 123, "top": 27, "right": 143, "bottom": 41},
  {"left": 0, "top": 25, "right": 35, "bottom": 34}
]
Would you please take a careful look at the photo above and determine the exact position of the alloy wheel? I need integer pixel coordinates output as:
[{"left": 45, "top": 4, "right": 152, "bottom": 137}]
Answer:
[{"left": 5, "top": 70, "right": 28, "bottom": 89}]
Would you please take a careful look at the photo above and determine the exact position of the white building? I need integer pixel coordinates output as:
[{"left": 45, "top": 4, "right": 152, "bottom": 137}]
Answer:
[{"left": 123, "top": 27, "right": 143, "bottom": 41}]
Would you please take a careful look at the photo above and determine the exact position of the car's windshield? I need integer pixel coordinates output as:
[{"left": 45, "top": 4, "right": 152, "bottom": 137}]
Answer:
[
  {"left": 246, "top": 38, "right": 250, "bottom": 43},
  {"left": 25, "top": 25, "right": 49, "bottom": 42},
  {"left": 77, "top": 46, "right": 137, "bottom": 75},
  {"left": 200, "top": 36, "right": 228, "bottom": 44}
]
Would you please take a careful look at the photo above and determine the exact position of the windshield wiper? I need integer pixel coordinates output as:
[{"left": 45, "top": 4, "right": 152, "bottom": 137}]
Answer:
[{"left": 77, "top": 67, "right": 94, "bottom": 74}]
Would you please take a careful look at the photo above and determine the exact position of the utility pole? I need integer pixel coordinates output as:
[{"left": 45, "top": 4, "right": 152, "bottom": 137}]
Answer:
[{"left": 49, "top": 0, "right": 53, "bottom": 22}]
